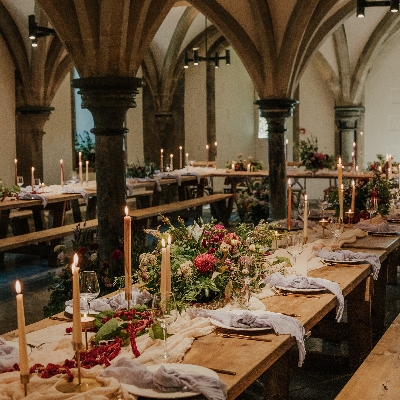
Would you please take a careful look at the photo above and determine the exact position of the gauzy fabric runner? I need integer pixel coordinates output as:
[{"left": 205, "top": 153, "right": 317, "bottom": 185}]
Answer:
[
  {"left": 266, "top": 272, "right": 344, "bottom": 322},
  {"left": 18, "top": 191, "right": 48, "bottom": 207},
  {"left": 0, "top": 338, "right": 19, "bottom": 372},
  {"left": 315, "top": 248, "right": 381, "bottom": 280},
  {"left": 188, "top": 308, "right": 306, "bottom": 367},
  {"left": 101, "top": 357, "right": 227, "bottom": 400}
]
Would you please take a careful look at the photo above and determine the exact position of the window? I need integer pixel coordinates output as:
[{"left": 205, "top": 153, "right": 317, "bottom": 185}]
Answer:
[{"left": 258, "top": 112, "right": 268, "bottom": 138}]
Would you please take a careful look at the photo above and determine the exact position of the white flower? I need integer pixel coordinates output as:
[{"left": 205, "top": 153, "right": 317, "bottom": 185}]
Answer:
[
  {"left": 177, "top": 261, "right": 193, "bottom": 278},
  {"left": 187, "top": 222, "right": 203, "bottom": 242},
  {"left": 249, "top": 244, "right": 256, "bottom": 251},
  {"left": 242, "top": 268, "right": 249, "bottom": 275},
  {"left": 220, "top": 242, "right": 231, "bottom": 252},
  {"left": 231, "top": 239, "right": 238, "bottom": 246}
]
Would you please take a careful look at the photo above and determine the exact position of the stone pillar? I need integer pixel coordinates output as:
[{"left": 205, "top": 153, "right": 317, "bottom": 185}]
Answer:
[
  {"left": 155, "top": 112, "right": 174, "bottom": 157},
  {"left": 334, "top": 106, "right": 364, "bottom": 165},
  {"left": 16, "top": 106, "right": 54, "bottom": 182},
  {"left": 71, "top": 77, "right": 144, "bottom": 264},
  {"left": 254, "top": 99, "right": 298, "bottom": 221}
]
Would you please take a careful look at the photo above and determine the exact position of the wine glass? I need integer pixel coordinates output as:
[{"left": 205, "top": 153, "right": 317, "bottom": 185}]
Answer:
[
  {"left": 145, "top": 165, "right": 152, "bottom": 177},
  {"left": 286, "top": 232, "right": 304, "bottom": 271},
  {"left": 152, "top": 292, "right": 177, "bottom": 360},
  {"left": 17, "top": 176, "right": 24, "bottom": 188},
  {"left": 366, "top": 198, "right": 378, "bottom": 221},
  {"left": 80, "top": 271, "right": 100, "bottom": 315},
  {"left": 34, "top": 178, "right": 41, "bottom": 192},
  {"left": 318, "top": 195, "right": 330, "bottom": 220},
  {"left": 329, "top": 218, "right": 344, "bottom": 246},
  {"left": 297, "top": 203, "right": 310, "bottom": 221}
]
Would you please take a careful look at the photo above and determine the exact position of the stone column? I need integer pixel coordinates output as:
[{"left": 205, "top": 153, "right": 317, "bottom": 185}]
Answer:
[
  {"left": 16, "top": 106, "right": 54, "bottom": 182},
  {"left": 71, "top": 77, "right": 144, "bottom": 264},
  {"left": 334, "top": 106, "right": 364, "bottom": 165},
  {"left": 254, "top": 99, "right": 298, "bottom": 221}
]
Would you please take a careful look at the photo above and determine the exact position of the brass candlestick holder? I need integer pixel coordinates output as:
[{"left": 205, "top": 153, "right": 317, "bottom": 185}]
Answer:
[
  {"left": 345, "top": 211, "right": 354, "bottom": 225},
  {"left": 125, "top": 291, "right": 132, "bottom": 310},
  {"left": 81, "top": 317, "right": 95, "bottom": 350},
  {"left": 319, "top": 218, "right": 329, "bottom": 238},
  {"left": 56, "top": 342, "right": 102, "bottom": 393},
  {"left": 20, "top": 374, "right": 29, "bottom": 397}
]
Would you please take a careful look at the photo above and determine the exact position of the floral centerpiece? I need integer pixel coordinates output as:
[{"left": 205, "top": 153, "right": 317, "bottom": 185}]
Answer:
[
  {"left": 0, "top": 179, "right": 19, "bottom": 200},
  {"left": 75, "top": 131, "right": 96, "bottom": 168},
  {"left": 295, "top": 135, "right": 335, "bottom": 172},
  {"left": 226, "top": 154, "right": 263, "bottom": 171},
  {"left": 126, "top": 161, "right": 157, "bottom": 178},
  {"left": 135, "top": 216, "right": 289, "bottom": 308},
  {"left": 366, "top": 154, "right": 398, "bottom": 173}
]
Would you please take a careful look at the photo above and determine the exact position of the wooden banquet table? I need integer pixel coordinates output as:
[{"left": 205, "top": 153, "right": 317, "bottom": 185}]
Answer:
[{"left": 3, "top": 233, "right": 396, "bottom": 399}]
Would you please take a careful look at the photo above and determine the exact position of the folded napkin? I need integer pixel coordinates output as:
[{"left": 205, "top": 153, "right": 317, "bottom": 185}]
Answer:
[
  {"left": 101, "top": 357, "right": 227, "bottom": 400},
  {"left": 18, "top": 191, "right": 48, "bottom": 207},
  {"left": 0, "top": 338, "right": 19, "bottom": 372},
  {"left": 311, "top": 228, "right": 368, "bottom": 251},
  {"left": 188, "top": 308, "right": 306, "bottom": 367},
  {"left": 65, "top": 287, "right": 152, "bottom": 312},
  {"left": 266, "top": 272, "right": 344, "bottom": 322},
  {"left": 155, "top": 172, "right": 183, "bottom": 186},
  {"left": 62, "top": 187, "right": 89, "bottom": 204},
  {"left": 387, "top": 212, "right": 400, "bottom": 220},
  {"left": 354, "top": 220, "right": 400, "bottom": 233},
  {"left": 178, "top": 169, "right": 201, "bottom": 183},
  {"left": 315, "top": 248, "right": 381, "bottom": 280},
  {"left": 126, "top": 177, "right": 162, "bottom": 192}
]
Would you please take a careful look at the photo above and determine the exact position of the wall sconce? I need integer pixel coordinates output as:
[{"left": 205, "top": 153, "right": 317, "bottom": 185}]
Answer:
[
  {"left": 28, "top": 15, "right": 56, "bottom": 47},
  {"left": 357, "top": 0, "right": 399, "bottom": 18}
]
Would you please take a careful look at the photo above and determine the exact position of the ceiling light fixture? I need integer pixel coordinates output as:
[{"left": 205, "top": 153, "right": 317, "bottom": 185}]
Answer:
[
  {"left": 28, "top": 14, "right": 56, "bottom": 47},
  {"left": 184, "top": 17, "right": 230, "bottom": 69},
  {"left": 357, "top": 0, "right": 400, "bottom": 17}
]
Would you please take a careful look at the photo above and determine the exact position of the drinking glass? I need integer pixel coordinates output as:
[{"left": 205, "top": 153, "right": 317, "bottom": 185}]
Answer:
[
  {"left": 329, "top": 218, "right": 344, "bottom": 246},
  {"left": 366, "top": 198, "right": 378, "bottom": 221},
  {"left": 318, "top": 195, "right": 330, "bottom": 219},
  {"left": 297, "top": 203, "right": 310, "bottom": 221},
  {"left": 152, "top": 292, "right": 177, "bottom": 359},
  {"left": 80, "top": 271, "right": 100, "bottom": 315},
  {"left": 145, "top": 165, "right": 152, "bottom": 177},
  {"left": 286, "top": 232, "right": 304, "bottom": 271},
  {"left": 17, "top": 176, "right": 24, "bottom": 188},
  {"left": 34, "top": 178, "right": 41, "bottom": 192}
]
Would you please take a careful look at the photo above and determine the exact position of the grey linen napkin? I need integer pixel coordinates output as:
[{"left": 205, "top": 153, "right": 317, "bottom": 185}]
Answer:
[
  {"left": 101, "top": 357, "right": 227, "bottom": 400},
  {"left": 62, "top": 187, "right": 89, "bottom": 204},
  {"left": 315, "top": 248, "right": 381, "bottom": 280},
  {"left": 0, "top": 337, "right": 19, "bottom": 372},
  {"left": 354, "top": 221, "right": 400, "bottom": 233},
  {"left": 18, "top": 191, "right": 48, "bottom": 207},
  {"left": 128, "top": 177, "right": 162, "bottom": 192},
  {"left": 188, "top": 308, "right": 306, "bottom": 367},
  {"left": 156, "top": 172, "right": 183, "bottom": 186},
  {"left": 266, "top": 272, "right": 344, "bottom": 322}
]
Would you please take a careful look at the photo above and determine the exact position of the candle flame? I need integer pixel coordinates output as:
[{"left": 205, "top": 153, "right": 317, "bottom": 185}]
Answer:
[
  {"left": 31, "top": 167, "right": 34, "bottom": 172},
  {"left": 340, "top": 184, "right": 344, "bottom": 190},
  {"left": 288, "top": 178, "right": 291, "bottom": 185},
  {"left": 285, "top": 139, "right": 288, "bottom": 144},
  {"left": 161, "top": 238, "right": 166, "bottom": 248},
  {"left": 168, "top": 234, "right": 171, "bottom": 245},
  {"left": 170, "top": 154, "right": 173, "bottom": 157},
  {"left": 15, "top": 280, "right": 21, "bottom": 294},
  {"left": 338, "top": 157, "right": 342, "bottom": 164},
  {"left": 125, "top": 206, "right": 129, "bottom": 216},
  {"left": 74, "top": 253, "right": 78, "bottom": 265},
  {"left": 161, "top": 149, "right": 164, "bottom": 153},
  {"left": 304, "top": 194, "right": 308, "bottom": 201},
  {"left": 14, "top": 159, "right": 17, "bottom": 163},
  {"left": 214, "top": 142, "right": 217, "bottom": 146},
  {"left": 179, "top": 146, "right": 182, "bottom": 150},
  {"left": 60, "top": 159, "right": 63, "bottom": 164},
  {"left": 206, "top": 145, "right": 209, "bottom": 149},
  {"left": 86, "top": 160, "right": 89, "bottom": 165}
]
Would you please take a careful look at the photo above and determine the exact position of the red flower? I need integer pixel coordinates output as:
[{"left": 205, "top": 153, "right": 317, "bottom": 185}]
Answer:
[
  {"left": 194, "top": 253, "right": 216, "bottom": 273},
  {"left": 112, "top": 249, "right": 123, "bottom": 261},
  {"left": 77, "top": 246, "right": 88, "bottom": 255}
]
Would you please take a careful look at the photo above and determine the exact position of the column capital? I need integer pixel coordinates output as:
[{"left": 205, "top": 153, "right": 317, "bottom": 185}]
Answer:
[
  {"left": 254, "top": 98, "right": 298, "bottom": 118},
  {"left": 334, "top": 106, "right": 365, "bottom": 130}
]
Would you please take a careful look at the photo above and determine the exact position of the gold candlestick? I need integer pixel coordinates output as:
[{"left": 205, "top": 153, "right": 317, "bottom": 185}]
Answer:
[
  {"left": 20, "top": 374, "right": 29, "bottom": 397},
  {"left": 319, "top": 218, "right": 329, "bottom": 238},
  {"left": 345, "top": 211, "right": 354, "bottom": 225}
]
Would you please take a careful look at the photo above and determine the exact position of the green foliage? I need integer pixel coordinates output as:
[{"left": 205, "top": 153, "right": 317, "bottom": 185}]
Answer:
[
  {"left": 0, "top": 179, "right": 20, "bottom": 199},
  {"left": 295, "top": 135, "right": 335, "bottom": 171},
  {"left": 75, "top": 131, "right": 95, "bottom": 168},
  {"left": 126, "top": 162, "right": 157, "bottom": 178}
]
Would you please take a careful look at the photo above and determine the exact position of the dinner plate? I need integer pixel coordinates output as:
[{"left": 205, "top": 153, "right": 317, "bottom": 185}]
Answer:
[
  {"left": 209, "top": 309, "right": 272, "bottom": 332},
  {"left": 120, "top": 364, "right": 218, "bottom": 399},
  {"left": 64, "top": 306, "right": 99, "bottom": 316},
  {"left": 322, "top": 258, "right": 363, "bottom": 264},
  {"left": 274, "top": 285, "right": 326, "bottom": 293}
]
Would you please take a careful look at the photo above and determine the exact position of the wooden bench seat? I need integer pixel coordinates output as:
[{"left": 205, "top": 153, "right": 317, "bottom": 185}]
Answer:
[
  {"left": 129, "top": 193, "right": 233, "bottom": 227},
  {"left": 335, "top": 313, "right": 400, "bottom": 399}
]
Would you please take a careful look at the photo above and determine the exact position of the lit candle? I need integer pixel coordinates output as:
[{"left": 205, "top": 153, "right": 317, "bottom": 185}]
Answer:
[
  {"left": 231, "top": 162, "right": 235, "bottom": 171},
  {"left": 285, "top": 139, "right": 289, "bottom": 163},
  {"left": 179, "top": 146, "right": 183, "bottom": 169},
  {"left": 288, "top": 179, "right": 292, "bottom": 230},
  {"left": 71, "top": 254, "right": 82, "bottom": 345},
  {"left": 337, "top": 157, "right": 342, "bottom": 191},
  {"left": 124, "top": 206, "right": 132, "bottom": 300},
  {"left": 214, "top": 142, "right": 218, "bottom": 168},
  {"left": 351, "top": 151, "right": 355, "bottom": 172},
  {"left": 166, "top": 235, "right": 171, "bottom": 292},
  {"left": 79, "top": 161, "right": 83, "bottom": 186},
  {"left": 353, "top": 142, "right": 357, "bottom": 166},
  {"left": 356, "top": 165, "right": 359, "bottom": 173},
  {"left": 86, "top": 161, "right": 89, "bottom": 183},
  {"left": 206, "top": 145, "right": 209, "bottom": 167},
  {"left": 185, "top": 153, "right": 189, "bottom": 167},
  {"left": 160, "top": 149, "right": 164, "bottom": 172},
  {"left": 303, "top": 194, "right": 308, "bottom": 242},
  {"left": 60, "top": 159, "right": 64, "bottom": 186},
  {"left": 351, "top": 179, "right": 356, "bottom": 214},
  {"left": 31, "top": 167, "right": 34, "bottom": 191},
  {"left": 247, "top": 163, "right": 251, "bottom": 172},
  {"left": 15, "top": 280, "right": 29, "bottom": 377},
  {"left": 339, "top": 184, "right": 344, "bottom": 221},
  {"left": 170, "top": 154, "right": 174, "bottom": 171},
  {"left": 14, "top": 159, "right": 17, "bottom": 186},
  {"left": 161, "top": 238, "right": 167, "bottom": 293}
]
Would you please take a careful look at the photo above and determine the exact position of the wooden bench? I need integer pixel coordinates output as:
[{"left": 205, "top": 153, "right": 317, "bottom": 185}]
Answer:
[
  {"left": 0, "top": 219, "right": 98, "bottom": 265},
  {"left": 335, "top": 313, "right": 400, "bottom": 399},
  {"left": 128, "top": 193, "right": 234, "bottom": 229}
]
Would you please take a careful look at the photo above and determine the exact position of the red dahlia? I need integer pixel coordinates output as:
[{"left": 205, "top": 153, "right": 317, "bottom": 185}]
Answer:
[{"left": 194, "top": 253, "right": 216, "bottom": 273}]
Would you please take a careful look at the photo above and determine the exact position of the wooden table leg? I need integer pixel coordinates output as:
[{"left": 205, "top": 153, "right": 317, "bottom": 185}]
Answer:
[
  {"left": 86, "top": 196, "right": 97, "bottom": 220},
  {"left": 0, "top": 209, "right": 10, "bottom": 266},
  {"left": 70, "top": 199, "right": 83, "bottom": 222},
  {"left": 346, "top": 275, "right": 373, "bottom": 372},
  {"left": 371, "top": 260, "right": 388, "bottom": 344},
  {"left": 261, "top": 351, "right": 291, "bottom": 399}
]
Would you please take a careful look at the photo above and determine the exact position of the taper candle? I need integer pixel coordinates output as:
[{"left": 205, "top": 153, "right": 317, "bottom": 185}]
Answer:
[
  {"left": 160, "top": 149, "right": 164, "bottom": 172},
  {"left": 339, "top": 184, "right": 344, "bottom": 221},
  {"left": 166, "top": 235, "right": 171, "bottom": 292},
  {"left": 15, "top": 280, "right": 29, "bottom": 376},
  {"left": 170, "top": 154, "right": 174, "bottom": 171},
  {"left": 214, "top": 142, "right": 218, "bottom": 168},
  {"left": 179, "top": 146, "right": 183, "bottom": 169},
  {"left": 303, "top": 194, "right": 308, "bottom": 242},
  {"left": 285, "top": 139, "right": 289, "bottom": 163},
  {"left": 185, "top": 153, "right": 189, "bottom": 167},
  {"left": 206, "top": 145, "right": 209, "bottom": 167},
  {"left": 60, "top": 159, "right": 64, "bottom": 186},
  {"left": 14, "top": 159, "right": 17, "bottom": 186},
  {"left": 79, "top": 161, "right": 83, "bottom": 186},
  {"left": 337, "top": 157, "right": 343, "bottom": 190},
  {"left": 161, "top": 238, "right": 167, "bottom": 293},
  {"left": 124, "top": 206, "right": 132, "bottom": 299},
  {"left": 351, "top": 179, "right": 356, "bottom": 214},
  {"left": 31, "top": 167, "right": 34, "bottom": 191},
  {"left": 86, "top": 161, "right": 89, "bottom": 183},
  {"left": 288, "top": 179, "right": 292, "bottom": 230},
  {"left": 71, "top": 254, "right": 82, "bottom": 345}
]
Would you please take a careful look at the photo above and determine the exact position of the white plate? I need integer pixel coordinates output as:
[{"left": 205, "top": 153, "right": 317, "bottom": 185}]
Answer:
[
  {"left": 275, "top": 285, "right": 326, "bottom": 293},
  {"left": 64, "top": 306, "right": 99, "bottom": 316},
  {"left": 120, "top": 364, "right": 218, "bottom": 399},
  {"left": 209, "top": 309, "right": 272, "bottom": 332},
  {"left": 322, "top": 258, "right": 364, "bottom": 264}
]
